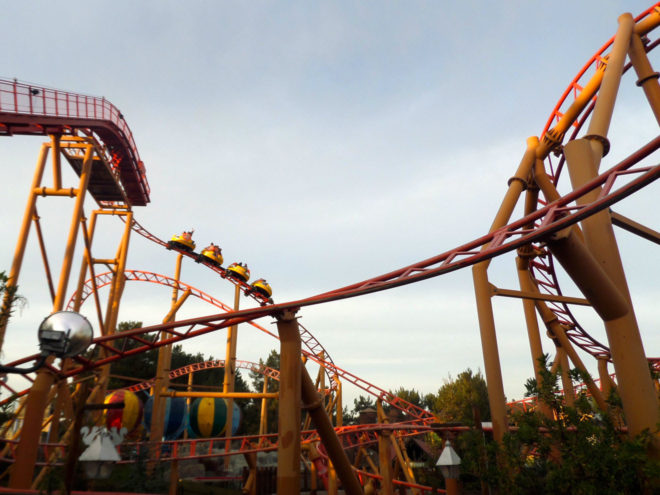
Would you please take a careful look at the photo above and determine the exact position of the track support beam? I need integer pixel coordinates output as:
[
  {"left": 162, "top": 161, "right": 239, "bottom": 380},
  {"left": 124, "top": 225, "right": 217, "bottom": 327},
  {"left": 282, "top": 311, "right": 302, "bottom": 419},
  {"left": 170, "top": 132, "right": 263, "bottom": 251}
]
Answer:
[{"left": 276, "top": 310, "right": 302, "bottom": 494}]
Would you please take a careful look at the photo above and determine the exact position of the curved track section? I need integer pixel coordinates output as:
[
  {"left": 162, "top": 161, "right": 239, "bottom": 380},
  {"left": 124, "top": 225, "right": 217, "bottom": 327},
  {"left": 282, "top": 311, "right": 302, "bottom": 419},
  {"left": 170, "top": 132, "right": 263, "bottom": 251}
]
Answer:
[
  {"left": 527, "top": 5, "right": 660, "bottom": 364},
  {"left": 2, "top": 3, "right": 659, "bottom": 415},
  {"left": 0, "top": 270, "right": 337, "bottom": 402},
  {"left": 0, "top": 79, "right": 149, "bottom": 205},
  {"left": 66, "top": 269, "right": 336, "bottom": 377},
  {"left": 123, "top": 359, "right": 281, "bottom": 393},
  {"left": 0, "top": 271, "right": 339, "bottom": 402},
  {"left": 125, "top": 216, "right": 273, "bottom": 306},
  {"left": 3, "top": 134, "right": 659, "bottom": 394}
]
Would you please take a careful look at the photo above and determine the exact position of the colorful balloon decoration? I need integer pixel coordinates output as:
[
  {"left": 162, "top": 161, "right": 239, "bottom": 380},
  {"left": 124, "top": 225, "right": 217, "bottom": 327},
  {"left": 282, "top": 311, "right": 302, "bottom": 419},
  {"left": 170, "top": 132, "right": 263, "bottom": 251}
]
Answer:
[
  {"left": 143, "top": 395, "right": 187, "bottom": 440},
  {"left": 104, "top": 390, "right": 143, "bottom": 434},
  {"left": 188, "top": 398, "right": 242, "bottom": 438}
]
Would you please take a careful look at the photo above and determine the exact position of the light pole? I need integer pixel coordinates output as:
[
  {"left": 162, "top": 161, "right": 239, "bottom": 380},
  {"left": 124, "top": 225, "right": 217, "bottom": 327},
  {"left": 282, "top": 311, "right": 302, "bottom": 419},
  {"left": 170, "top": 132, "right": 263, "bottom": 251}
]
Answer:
[
  {"left": 436, "top": 440, "right": 461, "bottom": 495},
  {"left": 0, "top": 310, "right": 94, "bottom": 375}
]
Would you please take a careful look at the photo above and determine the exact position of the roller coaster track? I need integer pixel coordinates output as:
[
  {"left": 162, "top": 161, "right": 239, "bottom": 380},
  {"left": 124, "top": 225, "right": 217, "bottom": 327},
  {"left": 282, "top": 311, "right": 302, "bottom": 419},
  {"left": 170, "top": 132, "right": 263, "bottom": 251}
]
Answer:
[
  {"left": 1, "top": 8, "right": 659, "bottom": 492},
  {"left": 123, "top": 359, "right": 282, "bottom": 393},
  {"left": 121, "top": 216, "right": 274, "bottom": 306},
  {"left": 124, "top": 355, "right": 437, "bottom": 424},
  {"left": 0, "top": 79, "right": 149, "bottom": 206},
  {"left": 1, "top": 5, "right": 658, "bottom": 387},
  {"left": 0, "top": 271, "right": 337, "bottom": 402},
  {"left": 526, "top": 11, "right": 660, "bottom": 364},
  {"left": 65, "top": 269, "right": 332, "bottom": 371},
  {"left": 0, "top": 421, "right": 448, "bottom": 468},
  {"left": 2, "top": 130, "right": 659, "bottom": 390}
]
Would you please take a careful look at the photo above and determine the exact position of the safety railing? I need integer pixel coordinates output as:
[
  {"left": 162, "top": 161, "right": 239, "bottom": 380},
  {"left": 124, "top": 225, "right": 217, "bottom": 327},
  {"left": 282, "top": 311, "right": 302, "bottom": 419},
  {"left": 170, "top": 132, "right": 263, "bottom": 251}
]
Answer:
[{"left": 0, "top": 78, "right": 149, "bottom": 202}]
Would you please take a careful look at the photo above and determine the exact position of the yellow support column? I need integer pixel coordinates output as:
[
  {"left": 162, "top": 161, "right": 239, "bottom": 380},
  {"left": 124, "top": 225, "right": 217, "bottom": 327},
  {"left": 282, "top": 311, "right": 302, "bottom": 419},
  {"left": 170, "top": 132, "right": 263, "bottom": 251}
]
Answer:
[
  {"left": 259, "top": 375, "right": 270, "bottom": 438},
  {"left": 150, "top": 284, "right": 190, "bottom": 462},
  {"left": 0, "top": 142, "right": 49, "bottom": 352},
  {"left": 563, "top": 18, "right": 660, "bottom": 446},
  {"left": 10, "top": 142, "right": 94, "bottom": 489},
  {"left": 223, "top": 284, "right": 241, "bottom": 464},
  {"left": 472, "top": 136, "right": 539, "bottom": 442},
  {"left": 557, "top": 347, "right": 575, "bottom": 407}
]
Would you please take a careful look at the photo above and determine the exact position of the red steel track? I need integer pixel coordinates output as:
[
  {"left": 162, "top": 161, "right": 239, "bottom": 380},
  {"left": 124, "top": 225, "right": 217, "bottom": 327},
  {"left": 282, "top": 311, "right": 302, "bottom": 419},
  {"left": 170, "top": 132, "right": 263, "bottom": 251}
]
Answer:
[
  {"left": 123, "top": 359, "right": 282, "bottom": 393},
  {"left": 0, "top": 271, "right": 336, "bottom": 401},
  {"left": 2, "top": 131, "right": 658, "bottom": 386},
  {"left": 528, "top": 16, "right": 660, "bottom": 364},
  {"left": 1, "top": 6, "right": 658, "bottom": 382},
  {"left": 121, "top": 216, "right": 274, "bottom": 306},
  {"left": 0, "top": 6, "right": 659, "bottom": 490},
  {"left": 0, "top": 421, "right": 454, "bottom": 470},
  {"left": 65, "top": 269, "right": 333, "bottom": 373}
]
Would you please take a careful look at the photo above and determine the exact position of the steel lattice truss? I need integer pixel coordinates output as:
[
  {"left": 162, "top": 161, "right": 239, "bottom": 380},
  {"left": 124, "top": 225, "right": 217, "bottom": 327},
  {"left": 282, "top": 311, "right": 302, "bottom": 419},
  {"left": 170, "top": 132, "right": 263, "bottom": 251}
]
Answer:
[{"left": 0, "top": 6, "right": 659, "bottom": 491}]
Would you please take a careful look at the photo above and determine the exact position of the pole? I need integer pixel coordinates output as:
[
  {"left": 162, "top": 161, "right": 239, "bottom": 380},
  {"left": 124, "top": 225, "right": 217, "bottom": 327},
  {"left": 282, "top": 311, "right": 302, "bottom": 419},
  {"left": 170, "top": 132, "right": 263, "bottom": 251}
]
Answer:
[
  {"left": 10, "top": 142, "right": 94, "bottom": 489},
  {"left": 223, "top": 284, "right": 241, "bottom": 464},
  {"left": 472, "top": 136, "right": 539, "bottom": 442},
  {"left": 276, "top": 310, "right": 302, "bottom": 494},
  {"left": 301, "top": 364, "right": 363, "bottom": 495}
]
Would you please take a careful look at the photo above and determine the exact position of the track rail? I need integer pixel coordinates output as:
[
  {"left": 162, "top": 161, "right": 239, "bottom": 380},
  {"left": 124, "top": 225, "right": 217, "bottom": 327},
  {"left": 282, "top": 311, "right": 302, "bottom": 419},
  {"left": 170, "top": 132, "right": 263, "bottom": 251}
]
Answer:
[
  {"left": 526, "top": 5, "right": 660, "bottom": 364},
  {"left": 0, "top": 270, "right": 338, "bottom": 402},
  {"left": 123, "top": 359, "right": 281, "bottom": 393},
  {"left": 67, "top": 269, "right": 335, "bottom": 379},
  {"left": 0, "top": 421, "right": 455, "bottom": 466},
  {"left": 2, "top": 133, "right": 658, "bottom": 394},
  {"left": 124, "top": 216, "right": 274, "bottom": 306},
  {"left": 0, "top": 79, "right": 149, "bottom": 206}
]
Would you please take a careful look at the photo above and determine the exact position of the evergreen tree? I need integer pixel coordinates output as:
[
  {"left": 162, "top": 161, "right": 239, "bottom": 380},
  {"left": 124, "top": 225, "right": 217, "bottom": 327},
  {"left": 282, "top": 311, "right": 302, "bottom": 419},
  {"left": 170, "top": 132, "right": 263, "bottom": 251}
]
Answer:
[{"left": 426, "top": 368, "right": 490, "bottom": 424}]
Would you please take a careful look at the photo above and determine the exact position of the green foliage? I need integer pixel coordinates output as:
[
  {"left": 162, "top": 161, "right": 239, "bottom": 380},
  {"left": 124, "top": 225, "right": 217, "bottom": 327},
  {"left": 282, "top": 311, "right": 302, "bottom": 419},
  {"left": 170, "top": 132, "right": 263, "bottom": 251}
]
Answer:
[
  {"left": 390, "top": 386, "right": 425, "bottom": 409},
  {"left": 456, "top": 357, "right": 660, "bottom": 494},
  {"left": 0, "top": 399, "right": 15, "bottom": 426},
  {"left": 0, "top": 271, "right": 26, "bottom": 343},
  {"left": 343, "top": 395, "right": 376, "bottom": 425},
  {"left": 247, "top": 349, "right": 280, "bottom": 434},
  {"left": 426, "top": 368, "right": 490, "bottom": 424}
]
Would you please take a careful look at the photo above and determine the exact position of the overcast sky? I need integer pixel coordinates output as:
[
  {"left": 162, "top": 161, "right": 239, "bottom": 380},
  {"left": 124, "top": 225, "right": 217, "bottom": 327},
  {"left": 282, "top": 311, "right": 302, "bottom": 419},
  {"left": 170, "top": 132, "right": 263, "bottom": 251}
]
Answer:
[{"left": 1, "top": 1, "right": 658, "bottom": 408}]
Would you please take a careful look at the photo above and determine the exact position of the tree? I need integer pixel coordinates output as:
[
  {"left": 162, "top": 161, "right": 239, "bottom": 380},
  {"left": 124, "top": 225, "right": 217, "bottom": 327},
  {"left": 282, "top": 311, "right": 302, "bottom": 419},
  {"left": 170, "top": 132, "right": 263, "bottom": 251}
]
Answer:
[
  {"left": 108, "top": 321, "right": 248, "bottom": 395},
  {"left": 457, "top": 360, "right": 660, "bottom": 494},
  {"left": 390, "top": 387, "right": 425, "bottom": 410},
  {"left": 427, "top": 368, "right": 490, "bottom": 424},
  {"left": 342, "top": 395, "right": 376, "bottom": 425},
  {"left": 247, "top": 349, "right": 280, "bottom": 434},
  {"left": 0, "top": 271, "right": 26, "bottom": 354}
]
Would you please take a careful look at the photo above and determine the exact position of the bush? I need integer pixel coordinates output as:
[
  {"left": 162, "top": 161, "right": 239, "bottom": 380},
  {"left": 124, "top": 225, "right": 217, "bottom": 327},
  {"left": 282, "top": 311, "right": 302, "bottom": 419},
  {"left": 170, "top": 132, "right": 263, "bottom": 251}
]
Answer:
[{"left": 456, "top": 357, "right": 660, "bottom": 494}]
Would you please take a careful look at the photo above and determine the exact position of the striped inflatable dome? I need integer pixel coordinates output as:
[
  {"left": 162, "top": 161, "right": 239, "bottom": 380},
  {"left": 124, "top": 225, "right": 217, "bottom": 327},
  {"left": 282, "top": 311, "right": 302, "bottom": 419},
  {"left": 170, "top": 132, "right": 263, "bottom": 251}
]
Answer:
[
  {"left": 143, "top": 395, "right": 187, "bottom": 440},
  {"left": 188, "top": 398, "right": 242, "bottom": 438},
  {"left": 104, "top": 390, "right": 143, "bottom": 434}
]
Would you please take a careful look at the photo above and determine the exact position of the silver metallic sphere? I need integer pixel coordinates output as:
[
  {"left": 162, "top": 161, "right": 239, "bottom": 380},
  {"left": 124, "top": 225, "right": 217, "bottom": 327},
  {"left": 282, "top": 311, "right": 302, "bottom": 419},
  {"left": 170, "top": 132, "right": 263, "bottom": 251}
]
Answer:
[{"left": 38, "top": 311, "right": 94, "bottom": 358}]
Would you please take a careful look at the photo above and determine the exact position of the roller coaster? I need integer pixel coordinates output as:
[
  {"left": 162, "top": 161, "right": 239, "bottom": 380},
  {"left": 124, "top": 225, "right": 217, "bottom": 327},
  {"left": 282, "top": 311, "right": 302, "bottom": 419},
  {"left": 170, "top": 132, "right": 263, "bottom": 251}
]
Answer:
[{"left": 0, "top": 4, "right": 659, "bottom": 494}]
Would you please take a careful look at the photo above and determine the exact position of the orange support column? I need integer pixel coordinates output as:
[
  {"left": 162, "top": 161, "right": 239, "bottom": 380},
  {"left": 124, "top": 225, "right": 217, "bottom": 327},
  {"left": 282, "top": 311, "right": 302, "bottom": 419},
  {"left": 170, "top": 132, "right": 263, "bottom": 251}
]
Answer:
[
  {"left": 0, "top": 142, "right": 49, "bottom": 352},
  {"left": 10, "top": 141, "right": 95, "bottom": 489},
  {"left": 557, "top": 347, "right": 575, "bottom": 407},
  {"left": 472, "top": 136, "right": 539, "bottom": 442},
  {"left": 150, "top": 254, "right": 188, "bottom": 460},
  {"left": 276, "top": 310, "right": 302, "bottom": 494},
  {"left": 301, "top": 364, "right": 363, "bottom": 495},
  {"left": 628, "top": 32, "right": 660, "bottom": 125},
  {"left": 223, "top": 284, "right": 241, "bottom": 463},
  {"left": 563, "top": 22, "right": 660, "bottom": 447}
]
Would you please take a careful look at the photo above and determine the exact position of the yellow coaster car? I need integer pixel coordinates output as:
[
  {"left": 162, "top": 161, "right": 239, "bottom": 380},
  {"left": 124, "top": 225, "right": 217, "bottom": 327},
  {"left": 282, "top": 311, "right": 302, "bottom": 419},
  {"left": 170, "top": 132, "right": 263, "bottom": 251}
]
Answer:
[
  {"left": 226, "top": 262, "right": 250, "bottom": 282},
  {"left": 251, "top": 279, "right": 273, "bottom": 299},
  {"left": 196, "top": 244, "right": 223, "bottom": 267},
  {"left": 167, "top": 232, "right": 196, "bottom": 252}
]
